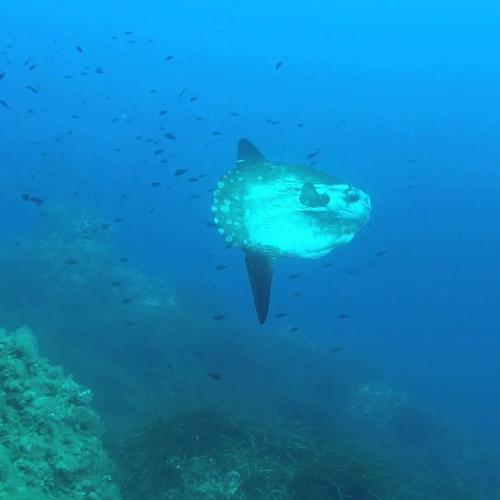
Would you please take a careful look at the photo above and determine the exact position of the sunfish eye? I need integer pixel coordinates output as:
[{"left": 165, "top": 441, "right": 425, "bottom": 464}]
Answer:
[{"left": 344, "top": 188, "right": 360, "bottom": 203}]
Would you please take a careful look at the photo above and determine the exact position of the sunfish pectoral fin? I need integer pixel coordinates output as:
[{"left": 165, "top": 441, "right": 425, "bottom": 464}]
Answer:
[
  {"left": 299, "top": 181, "right": 330, "bottom": 207},
  {"left": 244, "top": 250, "right": 275, "bottom": 324},
  {"left": 238, "top": 138, "right": 267, "bottom": 166}
]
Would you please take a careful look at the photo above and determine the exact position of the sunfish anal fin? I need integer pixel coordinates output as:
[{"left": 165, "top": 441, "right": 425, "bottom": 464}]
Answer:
[
  {"left": 244, "top": 250, "right": 275, "bottom": 324},
  {"left": 238, "top": 138, "right": 267, "bottom": 166}
]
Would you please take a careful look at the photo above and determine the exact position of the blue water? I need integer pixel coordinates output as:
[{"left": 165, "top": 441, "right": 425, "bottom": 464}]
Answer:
[{"left": 2, "top": 1, "right": 500, "bottom": 497}]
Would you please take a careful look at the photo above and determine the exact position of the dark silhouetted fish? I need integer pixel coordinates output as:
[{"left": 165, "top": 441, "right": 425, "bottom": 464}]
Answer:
[{"left": 330, "top": 346, "right": 344, "bottom": 353}]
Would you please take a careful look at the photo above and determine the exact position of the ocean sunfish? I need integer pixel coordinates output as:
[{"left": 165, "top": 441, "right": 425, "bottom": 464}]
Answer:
[{"left": 211, "top": 139, "right": 371, "bottom": 324}]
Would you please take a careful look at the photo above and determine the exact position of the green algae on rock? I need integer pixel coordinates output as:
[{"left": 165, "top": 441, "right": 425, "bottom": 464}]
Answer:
[{"left": 0, "top": 326, "right": 120, "bottom": 500}]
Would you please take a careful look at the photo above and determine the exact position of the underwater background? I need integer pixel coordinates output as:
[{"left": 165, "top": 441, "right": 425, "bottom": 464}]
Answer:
[{"left": 1, "top": 0, "right": 499, "bottom": 498}]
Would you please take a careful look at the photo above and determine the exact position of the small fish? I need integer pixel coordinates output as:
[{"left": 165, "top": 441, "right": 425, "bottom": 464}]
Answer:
[
  {"left": 30, "top": 196, "right": 44, "bottom": 206},
  {"left": 212, "top": 314, "right": 226, "bottom": 320},
  {"left": 329, "top": 346, "right": 344, "bottom": 353},
  {"left": 28, "top": 64, "right": 37, "bottom": 71},
  {"left": 208, "top": 372, "right": 223, "bottom": 381},
  {"left": 63, "top": 258, "right": 79, "bottom": 265},
  {"left": 75, "top": 46, "right": 83, "bottom": 53},
  {"left": 337, "top": 314, "right": 349, "bottom": 319},
  {"left": 290, "top": 326, "right": 299, "bottom": 332},
  {"left": 275, "top": 61, "right": 283, "bottom": 70},
  {"left": 189, "top": 96, "right": 198, "bottom": 102},
  {"left": 113, "top": 218, "right": 124, "bottom": 223},
  {"left": 174, "top": 168, "right": 188, "bottom": 176},
  {"left": 375, "top": 250, "right": 389, "bottom": 257},
  {"left": 109, "top": 281, "right": 123, "bottom": 287},
  {"left": 164, "top": 132, "right": 176, "bottom": 140},
  {"left": 154, "top": 148, "right": 164, "bottom": 155},
  {"left": 165, "top": 55, "right": 174, "bottom": 61},
  {"left": 151, "top": 181, "right": 161, "bottom": 187},
  {"left": 307, "top": 151, "right": 319, "bottom": 160},
  {"left": 288, "top": 274, "right": 300, "bottom": 280},
  {"left": 125, "top": 321, "right": 136, "bottom": 327},
  {"left": 121, "top": 298, "right": 132, "bottom": 304},
  {"left": 275, "top": 312, "right": 287, "bottom": 318},
  {"left": 0, "top": 72, "right": 5, "bottom": 80},
  {"left": 212, "top": 131, "right": 222, "bottom": 136},
  {"left": 214, "top": 264, "right": 227, "bottom": 271},
  {"left": 158, "top": 110, "right": 168, "bottom": 116},
  {"left": 20, "top": 194, "right": 30, "bottom": 202},
  {"left": 119, "top": 257, "right": 130, "bottom": 262},
  {"left": 0, "top": 100, "right": 9, "bottom": 109}
]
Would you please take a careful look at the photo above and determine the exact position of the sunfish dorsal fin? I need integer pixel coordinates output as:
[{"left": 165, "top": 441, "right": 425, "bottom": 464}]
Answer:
[
  {"left": 238, "top": 138, "right": 267, "bottom": 166},
  {"left": 300, "top": 182, "right": 330, "bottom": 207},
  {"left": 244, "top": 250, "right": 275, "bottom": 324}
]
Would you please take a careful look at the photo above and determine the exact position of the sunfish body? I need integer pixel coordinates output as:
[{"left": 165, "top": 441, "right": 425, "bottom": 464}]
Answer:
[{"left": 211, "top": 139, "right": 371, "bottom": 324}]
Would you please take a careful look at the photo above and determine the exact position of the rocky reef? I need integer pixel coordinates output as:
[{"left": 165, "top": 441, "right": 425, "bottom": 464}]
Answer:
[{"left": 0, "top": 326, "right": 120, "bottom": 499}]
